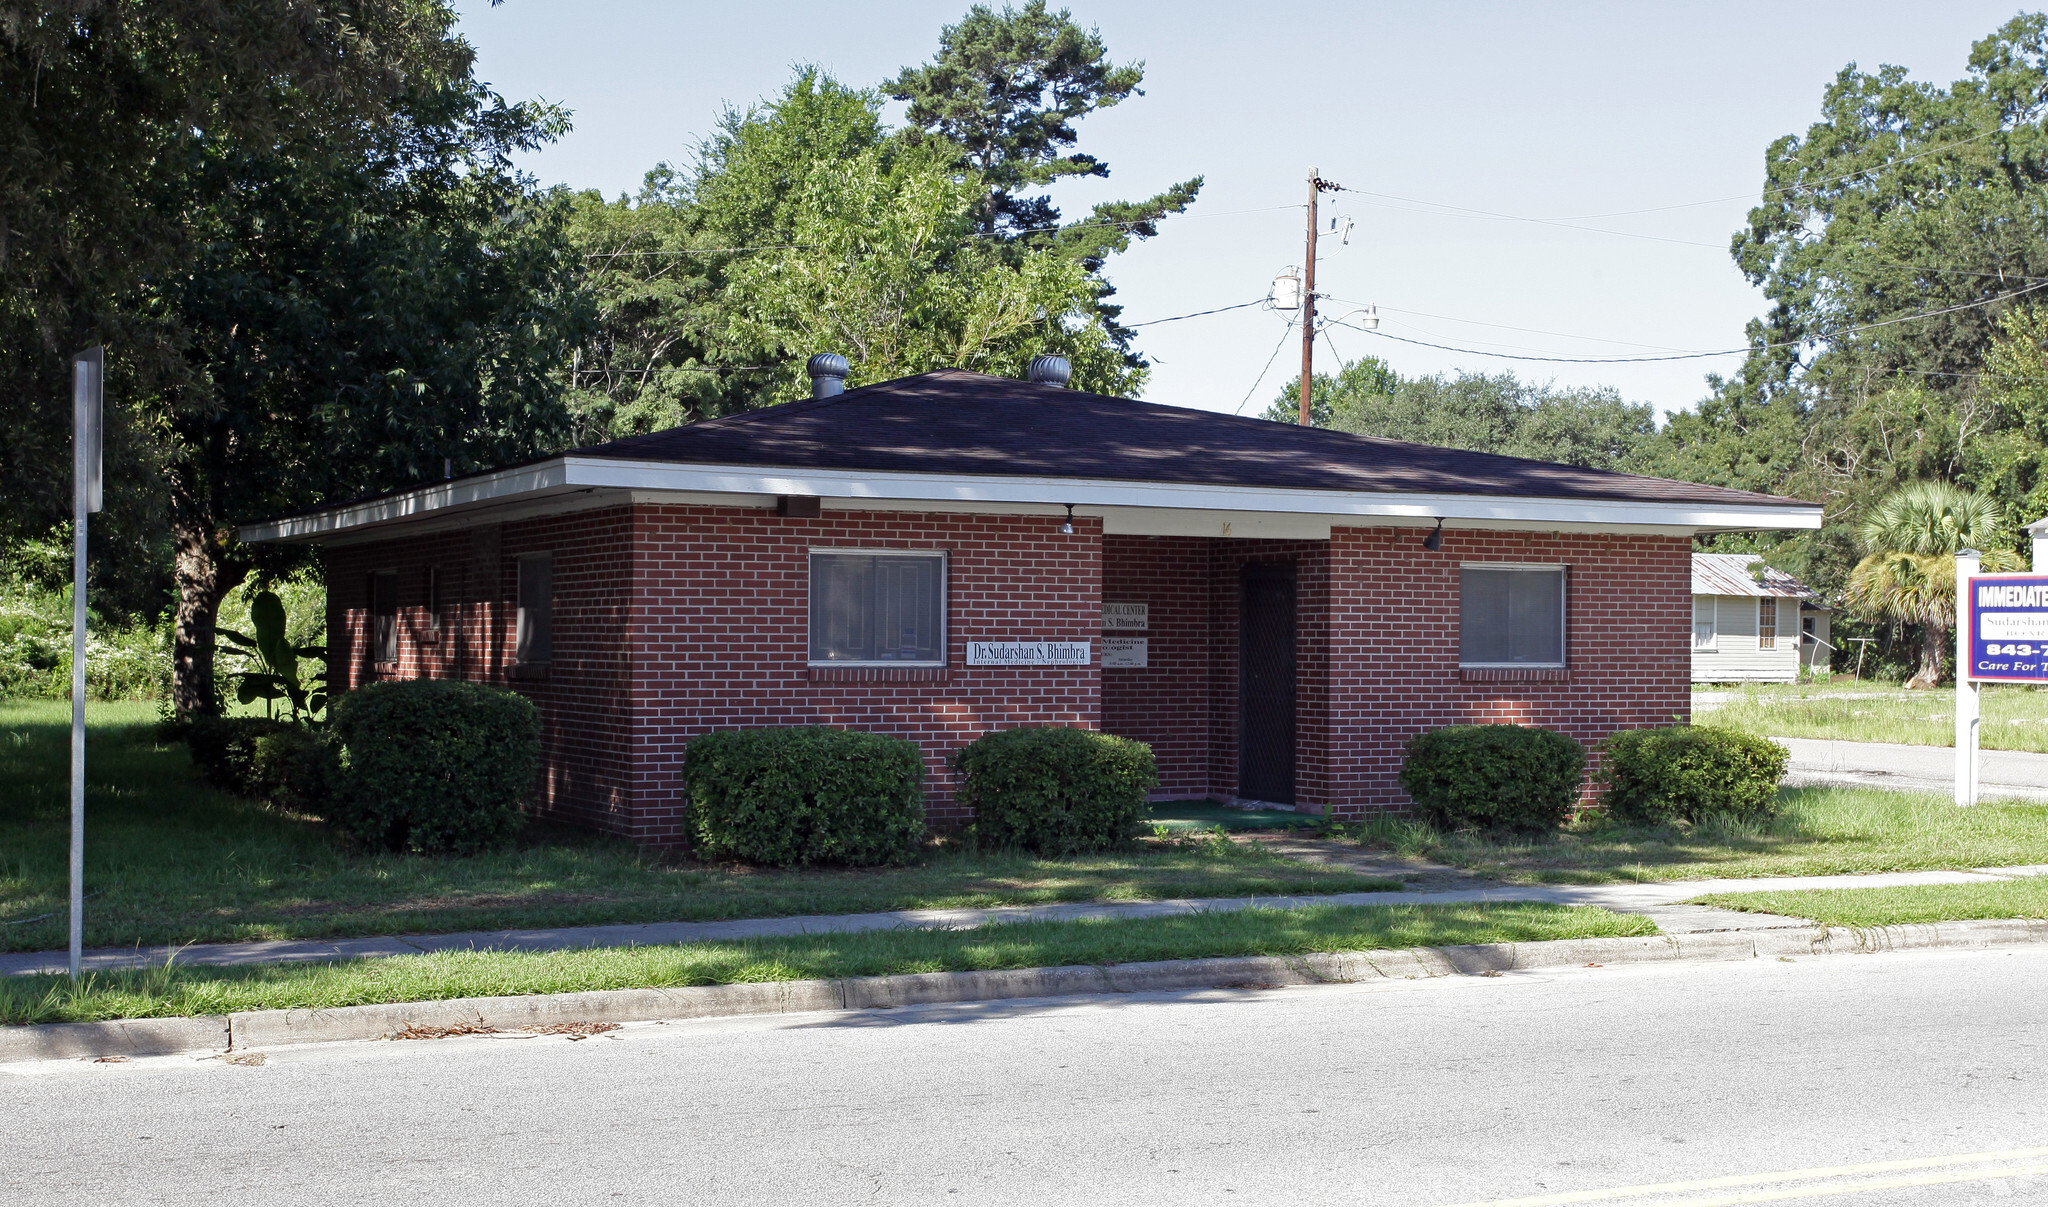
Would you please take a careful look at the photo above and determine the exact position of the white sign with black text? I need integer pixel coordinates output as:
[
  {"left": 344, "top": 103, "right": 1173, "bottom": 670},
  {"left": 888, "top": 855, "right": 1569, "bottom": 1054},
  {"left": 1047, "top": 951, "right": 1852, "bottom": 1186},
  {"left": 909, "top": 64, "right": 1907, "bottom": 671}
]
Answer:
[
  {"left": 966, "top": 640, "right": 1092, "bottom": 667},
  {"left": 1102, "top": 602, "right": 1149, "bottom": 631},
  {"left": 1102, "top": 637, "right": 1148, "bottom": 668}
]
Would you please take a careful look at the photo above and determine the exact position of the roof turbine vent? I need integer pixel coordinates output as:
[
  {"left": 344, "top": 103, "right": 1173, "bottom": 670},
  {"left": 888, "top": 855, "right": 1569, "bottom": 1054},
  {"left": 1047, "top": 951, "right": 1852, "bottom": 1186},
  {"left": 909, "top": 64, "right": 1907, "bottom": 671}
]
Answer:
[
  {"left": 806, "top": 352, "right": 850, "bottom": 398},
  {"left": 1026, "top": 354, "right": 1072, "bottom": 388}
]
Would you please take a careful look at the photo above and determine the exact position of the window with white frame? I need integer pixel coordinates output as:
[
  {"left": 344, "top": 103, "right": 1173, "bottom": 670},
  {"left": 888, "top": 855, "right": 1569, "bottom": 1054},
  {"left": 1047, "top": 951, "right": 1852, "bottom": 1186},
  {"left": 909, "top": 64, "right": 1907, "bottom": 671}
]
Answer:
[
  {"left": 1459, "top": 565, "right": 1566, "bottom": 667},
  {"left": 1692, "top": 597, "right": 1717, "bottom": 651},
  {"left": 809, "top": 551, "right": 946, "bottom": 665},
  {"left": 1758, "top": 597, "right": 1778, "bottom": 650}
]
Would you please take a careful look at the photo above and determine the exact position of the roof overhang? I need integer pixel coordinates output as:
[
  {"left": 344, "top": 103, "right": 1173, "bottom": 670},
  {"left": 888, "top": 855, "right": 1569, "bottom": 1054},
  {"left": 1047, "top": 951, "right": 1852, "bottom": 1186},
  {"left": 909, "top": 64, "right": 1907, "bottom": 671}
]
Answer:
[{"left": 237, "top": 455, "right": 1825, "bottom": 545}]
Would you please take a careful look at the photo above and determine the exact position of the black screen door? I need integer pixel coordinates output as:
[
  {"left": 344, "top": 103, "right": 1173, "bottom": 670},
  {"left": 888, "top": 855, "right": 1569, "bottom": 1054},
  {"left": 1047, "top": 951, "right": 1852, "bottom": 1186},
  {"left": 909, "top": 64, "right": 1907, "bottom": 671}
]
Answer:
[{"left": 1239, "top": 561, "right": 1297, "bottom": 805}]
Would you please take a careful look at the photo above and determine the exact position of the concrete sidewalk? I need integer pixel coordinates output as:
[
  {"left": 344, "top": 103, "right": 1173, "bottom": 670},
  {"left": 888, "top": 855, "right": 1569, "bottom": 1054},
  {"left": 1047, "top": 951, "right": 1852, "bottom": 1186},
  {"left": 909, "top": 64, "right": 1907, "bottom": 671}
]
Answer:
[
  {"left": 1777, "top": 735, "right": 2048, "bottom": 800},
  {"left": 10, "top": 864, "right": 2048, "bottom": 978}
]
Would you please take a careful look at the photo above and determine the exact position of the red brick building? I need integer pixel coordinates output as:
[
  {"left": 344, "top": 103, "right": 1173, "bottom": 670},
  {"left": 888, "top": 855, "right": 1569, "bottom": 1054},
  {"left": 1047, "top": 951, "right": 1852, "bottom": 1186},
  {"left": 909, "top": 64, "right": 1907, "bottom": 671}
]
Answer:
[{"left": 241, "top": 363, "right": 1820, "bottom": 844}]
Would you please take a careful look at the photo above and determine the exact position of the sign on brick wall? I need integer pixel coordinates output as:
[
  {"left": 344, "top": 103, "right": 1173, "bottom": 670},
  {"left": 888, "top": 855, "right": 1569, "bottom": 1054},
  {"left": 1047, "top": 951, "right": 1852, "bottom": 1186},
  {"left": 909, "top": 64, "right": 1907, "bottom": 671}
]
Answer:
[
  {"left": 1102, "top": 636, "right": 1148, "bottom": 668},
  {"left": 966, "top": 640, "right": 1092, "bottom": 666},
  {"left": 1102, "top": 602, "right": 1149, "bottom": 631}
]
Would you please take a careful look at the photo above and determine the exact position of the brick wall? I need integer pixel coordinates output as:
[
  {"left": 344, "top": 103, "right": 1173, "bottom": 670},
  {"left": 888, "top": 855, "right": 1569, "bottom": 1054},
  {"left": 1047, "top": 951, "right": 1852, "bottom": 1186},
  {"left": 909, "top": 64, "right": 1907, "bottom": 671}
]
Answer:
[
  {"left": 325, "top": 506, "right": 638, "bottom": 836},
  {"left": 627, "top": 505, "right": 1103, "bottom": 841},
  {"left": 1099, "top": 536, "right": 1212, "bottom": 798},
  {"left": 1322, "top": 525, "right": 1693, "bottom": 814},
  {"left": 326, "top": 508, "right": 1691, "bottom": 844}
]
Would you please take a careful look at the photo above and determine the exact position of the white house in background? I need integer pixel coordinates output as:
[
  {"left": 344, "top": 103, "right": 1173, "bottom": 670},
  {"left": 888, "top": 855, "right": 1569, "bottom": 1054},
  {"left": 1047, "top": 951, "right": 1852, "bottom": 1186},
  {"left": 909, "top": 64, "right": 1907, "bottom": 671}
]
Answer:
[{"left": 1691, "top": 553, "right": 1830, "bottom": 683}]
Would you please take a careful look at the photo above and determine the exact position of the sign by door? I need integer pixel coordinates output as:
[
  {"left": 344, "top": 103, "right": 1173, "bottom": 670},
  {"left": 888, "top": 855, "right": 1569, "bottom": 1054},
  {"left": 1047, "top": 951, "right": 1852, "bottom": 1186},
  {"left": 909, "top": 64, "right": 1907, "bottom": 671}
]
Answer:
[
  {"left": 1968, "top": 574, "right": 2048, "bottom": 682},
  {"left": 1102, "top": 602, "right": 1149, "bottom": 631},
  {"left": 1102, "top": 637, "right": 1148, "bottom": 668},
  {"left": 966, "top": 640, "right": 1092, "bottom": 666}
]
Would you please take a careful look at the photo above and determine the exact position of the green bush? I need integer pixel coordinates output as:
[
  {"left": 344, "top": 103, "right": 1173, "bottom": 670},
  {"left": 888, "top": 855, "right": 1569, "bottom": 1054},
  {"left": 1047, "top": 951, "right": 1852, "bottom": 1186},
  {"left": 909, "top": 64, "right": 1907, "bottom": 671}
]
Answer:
[
  {"left": 186, "top": 716, "right": 293, "bottom": 795},
  {"left": 252, "top": 726, "right": 341, "bottom": 815},
  {"left": 1398, "top": 724, "right": 1586, "bottom": 835},
  {"left": 1599, "top": 724, "right": 1788, "bottom": 826},
  {"left": 954, "top": 727, "right": 1159, "bottom": 855},
  {"left": 328, "top": 678, "right": 541, "bottom": 855},
  {"left": 684, "top": 727, "right": 927, "bottom": 867}
]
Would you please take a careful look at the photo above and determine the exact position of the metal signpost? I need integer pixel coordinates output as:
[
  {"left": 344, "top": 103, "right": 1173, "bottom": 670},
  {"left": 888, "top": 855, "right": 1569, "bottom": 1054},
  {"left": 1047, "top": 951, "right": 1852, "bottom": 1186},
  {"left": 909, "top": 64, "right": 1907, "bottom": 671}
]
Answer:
[
  {"left": 70, "top": 346, "right": 102, "bottom": 979},
  {"left": 1956, "top": 550, "right": 2048, "bottom": 807}
]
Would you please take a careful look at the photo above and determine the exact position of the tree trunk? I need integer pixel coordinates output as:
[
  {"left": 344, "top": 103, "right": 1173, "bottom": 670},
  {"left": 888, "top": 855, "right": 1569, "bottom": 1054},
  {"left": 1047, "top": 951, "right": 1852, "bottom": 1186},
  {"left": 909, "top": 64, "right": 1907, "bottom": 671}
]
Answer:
[
  {"left": 170, "top": 522, "right": 247, "bottom": 716},
  {"left": 1906, "top": 622, "right": 1946, "bottom": 690}
]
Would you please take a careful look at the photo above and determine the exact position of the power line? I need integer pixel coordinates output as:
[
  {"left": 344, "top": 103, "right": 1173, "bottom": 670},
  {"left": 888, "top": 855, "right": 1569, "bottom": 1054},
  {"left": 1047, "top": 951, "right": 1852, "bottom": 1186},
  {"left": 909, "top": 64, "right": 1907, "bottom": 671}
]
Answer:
[
  {"left": 1320, "top": 278, "right": 2048, "bottom": 365},
  {"left": 1235, "top": 320, "right": 1297, "bottom": 414},
  {"left": 1125, "top": 299, "right": 1267, "bottom": 328}
]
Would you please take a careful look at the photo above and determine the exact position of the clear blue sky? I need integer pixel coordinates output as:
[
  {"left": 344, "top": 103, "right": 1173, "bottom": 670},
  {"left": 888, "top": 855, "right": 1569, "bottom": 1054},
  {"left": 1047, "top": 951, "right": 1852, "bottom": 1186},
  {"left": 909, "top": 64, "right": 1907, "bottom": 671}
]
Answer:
[{"left": 453, "top": 1, "right": 2032, "bottom": 417}]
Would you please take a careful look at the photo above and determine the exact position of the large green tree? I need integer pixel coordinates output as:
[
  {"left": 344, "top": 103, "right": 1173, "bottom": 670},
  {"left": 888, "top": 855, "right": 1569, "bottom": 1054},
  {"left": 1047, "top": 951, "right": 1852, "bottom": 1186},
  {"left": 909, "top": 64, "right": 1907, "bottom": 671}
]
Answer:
[
  {"left": 1275, "top": 363, "right": 1656, "bottom": 473},
  {"left": 566, "top": 45, "right": 1170, "bottom": 441},
  {"left": 140, "top": 58, "right": 588, "bottom": 712},
  {"left": 0, "top": 1, "right": 474, "bottom": 584}
]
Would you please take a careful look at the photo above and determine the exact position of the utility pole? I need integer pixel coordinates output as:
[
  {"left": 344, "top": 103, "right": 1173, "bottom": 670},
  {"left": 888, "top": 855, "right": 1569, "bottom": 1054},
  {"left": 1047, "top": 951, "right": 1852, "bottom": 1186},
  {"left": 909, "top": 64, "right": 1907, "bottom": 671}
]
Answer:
[{"left": 1299, "top": 167, "right": 1339, "bottom": 426}]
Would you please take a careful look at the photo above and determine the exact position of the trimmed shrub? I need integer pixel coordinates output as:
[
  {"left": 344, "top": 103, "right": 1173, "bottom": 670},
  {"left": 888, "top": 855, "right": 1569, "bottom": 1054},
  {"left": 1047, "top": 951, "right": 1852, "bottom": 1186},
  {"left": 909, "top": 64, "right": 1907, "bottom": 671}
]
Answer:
[
  {"left": 252, "top": 726, "right": 341, "bottom": 815},
  {"left": 954, "top": 727, "right": 1159, "bottom": 856},
  {"left": 684, "top": 727, "right": 926, "bottom": 867},
  {"left": 186, "top": 716, "right": 292, "bottom": 795},
  {"left": 1599, "top": 724, "right": 1788, "bottom": 826},
  {"left": 1398, "top": 724, "right": 1586, "bottom": 835},
  {"left": 328, "top": 679, "right": 541, "bottom": 855}
]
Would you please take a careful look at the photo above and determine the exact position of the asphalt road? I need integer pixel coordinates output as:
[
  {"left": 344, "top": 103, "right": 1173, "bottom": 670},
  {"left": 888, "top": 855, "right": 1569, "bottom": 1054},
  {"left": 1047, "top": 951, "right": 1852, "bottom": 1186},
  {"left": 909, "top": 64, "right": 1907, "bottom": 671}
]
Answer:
[
  {"left": 1778, "top": 735, "right": 2048, "bottom": 801},
  {"left": 9, "top": 947, "right": 2048, "bottom": 1206}
]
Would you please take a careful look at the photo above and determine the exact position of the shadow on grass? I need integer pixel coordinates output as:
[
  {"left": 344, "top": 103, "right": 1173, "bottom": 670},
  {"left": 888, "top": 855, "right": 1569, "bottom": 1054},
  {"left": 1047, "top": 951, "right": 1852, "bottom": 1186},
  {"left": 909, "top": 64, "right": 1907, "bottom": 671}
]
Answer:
[
  {"left": 0, "top": 702, "right": 1395, "bottom": 952},
  {"left": 1333, "top": 785, "right": 2048, "bottom": 885}
]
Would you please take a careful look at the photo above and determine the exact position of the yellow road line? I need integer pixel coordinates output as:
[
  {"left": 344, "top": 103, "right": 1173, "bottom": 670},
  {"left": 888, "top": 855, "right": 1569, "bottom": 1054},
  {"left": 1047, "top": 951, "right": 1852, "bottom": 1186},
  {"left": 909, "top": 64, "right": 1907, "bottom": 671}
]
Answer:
[{"left": 1436, "top": 1147, "right": 2048, "bottom": 1207}]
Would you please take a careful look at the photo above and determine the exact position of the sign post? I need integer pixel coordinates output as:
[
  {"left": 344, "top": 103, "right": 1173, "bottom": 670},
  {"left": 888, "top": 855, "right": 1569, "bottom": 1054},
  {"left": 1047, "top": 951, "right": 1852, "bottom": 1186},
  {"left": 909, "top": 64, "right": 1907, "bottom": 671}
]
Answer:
[
  {"left": 69, "top": 346, "right": 102, "bottom": 979},
  {"left": 1955, "top": 551, "right": 1981, "bottom": 806},
  {"left": 1958, "top": 556, "right": 2048, "bottom": 807}
]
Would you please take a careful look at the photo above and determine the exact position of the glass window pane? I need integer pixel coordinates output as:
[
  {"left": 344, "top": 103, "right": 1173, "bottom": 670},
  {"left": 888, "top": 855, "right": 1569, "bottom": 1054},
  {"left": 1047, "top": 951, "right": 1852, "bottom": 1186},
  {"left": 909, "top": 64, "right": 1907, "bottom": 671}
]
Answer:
[
  {"left": 810, "top": 553, "right": 943, "bottom": 663},
  {"left": 810, "top": 555, "right": 870, "bottom": 662},
  {"left": 1459, "top": 569, "right": 1511, "bottom": 664},
  {"left": 1509, "top": 570, "right": 1564, "bottom": 663},
  {"left": 372, "top": 572, "right": 397, "bottom": 664},
  {"left": 1461, "top": 567, "right": 1565, "bottom": 665},
  {"left": 517, "top": 555, "right": 553, "bottom": 663}
]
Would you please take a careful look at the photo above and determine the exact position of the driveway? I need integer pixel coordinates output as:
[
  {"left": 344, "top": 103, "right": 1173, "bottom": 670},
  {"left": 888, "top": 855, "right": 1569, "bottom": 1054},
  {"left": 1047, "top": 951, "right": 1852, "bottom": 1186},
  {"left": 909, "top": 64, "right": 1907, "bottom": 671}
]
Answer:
[{"left": 1776, "top": 735, "right": 2048, "bottom": 800}]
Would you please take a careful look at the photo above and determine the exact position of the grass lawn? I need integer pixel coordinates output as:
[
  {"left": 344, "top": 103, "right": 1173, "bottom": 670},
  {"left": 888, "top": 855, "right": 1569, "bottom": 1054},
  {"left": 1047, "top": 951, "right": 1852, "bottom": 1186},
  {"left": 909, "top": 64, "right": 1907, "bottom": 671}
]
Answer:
[
  {"left": 0, "top": 701, "right": 1397, "bottom": 953},
  {"left": 1336, "top": 785, "right": 2048, "bottom": 885},
  {"left": 1693, "top": 877, "right": 2048, "bottom": 927},
  {"left": 0, "top": 901, "right": 1654, "bottom": 1025},
  {"left": 1697, "top": 681, "right": 2048, "bottom": 752}
]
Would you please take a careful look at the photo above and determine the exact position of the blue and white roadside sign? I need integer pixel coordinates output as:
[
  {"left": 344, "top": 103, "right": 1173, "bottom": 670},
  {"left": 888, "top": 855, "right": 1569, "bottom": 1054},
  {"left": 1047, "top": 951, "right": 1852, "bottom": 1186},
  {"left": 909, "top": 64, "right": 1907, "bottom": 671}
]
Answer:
[{"left": 1967, "top": 574, "right": 2048, "bottom": 682}]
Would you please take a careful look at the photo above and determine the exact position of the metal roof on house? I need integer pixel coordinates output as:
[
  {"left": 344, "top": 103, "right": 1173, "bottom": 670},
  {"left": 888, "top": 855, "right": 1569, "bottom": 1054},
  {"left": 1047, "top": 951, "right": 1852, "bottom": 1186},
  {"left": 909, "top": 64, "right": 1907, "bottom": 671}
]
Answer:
[
  {"left": 580, "top": 370, "right": 1810, "bottom": 510},
  {"left": 1691, "top": 552, "right": 1815, "bottom": 599}
]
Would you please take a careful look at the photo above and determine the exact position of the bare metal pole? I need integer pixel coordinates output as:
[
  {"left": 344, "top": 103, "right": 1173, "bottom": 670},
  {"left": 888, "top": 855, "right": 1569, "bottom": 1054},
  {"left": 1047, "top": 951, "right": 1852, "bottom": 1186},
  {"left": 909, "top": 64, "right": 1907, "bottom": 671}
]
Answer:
[
  {"left": 1299, "top": 168, "right": 1319, "bottom": 426},
  {"left": 69, "top": 346, "right": 102, "bottom": 980}
]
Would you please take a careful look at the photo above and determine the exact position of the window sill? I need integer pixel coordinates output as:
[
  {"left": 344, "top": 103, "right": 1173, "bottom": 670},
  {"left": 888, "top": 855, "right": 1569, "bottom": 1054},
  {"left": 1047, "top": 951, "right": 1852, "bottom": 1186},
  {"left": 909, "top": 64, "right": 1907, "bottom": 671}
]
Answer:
[
  {"left": 1460, "top": 665, "right": 1570, "bottom": 683},
  {"left": 808, "top": 664, "right": 949, "bottom": 683},
  {"left": 373, "top": 661, "right": 398, "bottom": 677},
  {"left": 508, "top": 661, "right": 552, "bottom": 681}
]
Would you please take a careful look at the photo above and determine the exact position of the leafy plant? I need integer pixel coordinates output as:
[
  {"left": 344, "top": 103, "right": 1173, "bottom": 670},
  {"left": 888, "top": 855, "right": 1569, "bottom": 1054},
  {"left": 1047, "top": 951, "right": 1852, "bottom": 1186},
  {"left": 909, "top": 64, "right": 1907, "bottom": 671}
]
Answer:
[
  {"left": 218, "top": 590, "right": 327, "bottom": 722},
  {"left": 684, "top": 727, "right": 928, "bottom": 867},
  {"left": 954, "top": 726, "right": 1158, "bottom": 855},
  {"left": 327, "top": 678, "right": 541, "bottom": 855},
  {"left": 1398, "top": 724, "right": 1586, "bottom": 836},
  {"left": 1598, "top": 725, "right": 1789, "bottom": 826}
]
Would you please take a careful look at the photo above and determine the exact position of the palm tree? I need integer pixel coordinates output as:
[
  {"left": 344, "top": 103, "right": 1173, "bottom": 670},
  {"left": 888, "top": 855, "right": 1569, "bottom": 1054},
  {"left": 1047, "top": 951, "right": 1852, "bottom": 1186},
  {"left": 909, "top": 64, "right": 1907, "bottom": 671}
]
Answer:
[{"left": 1845, "top": 481, "right": 2020, "bottom": 688}]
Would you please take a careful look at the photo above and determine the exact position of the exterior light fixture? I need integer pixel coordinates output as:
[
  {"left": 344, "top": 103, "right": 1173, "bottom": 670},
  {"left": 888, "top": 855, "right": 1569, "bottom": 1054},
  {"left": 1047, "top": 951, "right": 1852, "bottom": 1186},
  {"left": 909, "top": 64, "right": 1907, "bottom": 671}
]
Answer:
[
  {"left": 1422, "top": 518, "right": 1444, "bottom": 551},
  {"left": 1059, "top": 504, "right": 1077, "bottom": 536}
]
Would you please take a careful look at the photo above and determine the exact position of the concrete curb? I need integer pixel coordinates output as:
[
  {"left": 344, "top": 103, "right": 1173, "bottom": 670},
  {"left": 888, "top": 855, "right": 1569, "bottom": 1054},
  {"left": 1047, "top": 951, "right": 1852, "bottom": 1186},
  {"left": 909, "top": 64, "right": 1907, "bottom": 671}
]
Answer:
[{"left": 9, "top": 918, "right": 2048, "bottom": 1064}]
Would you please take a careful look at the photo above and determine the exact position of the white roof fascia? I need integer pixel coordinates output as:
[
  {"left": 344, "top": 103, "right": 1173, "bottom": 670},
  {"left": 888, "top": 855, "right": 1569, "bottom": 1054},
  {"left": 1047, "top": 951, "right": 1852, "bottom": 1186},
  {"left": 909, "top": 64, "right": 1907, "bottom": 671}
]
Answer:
[{"left": 238, "top": 454, "right": 1824, "bottom": 543}]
